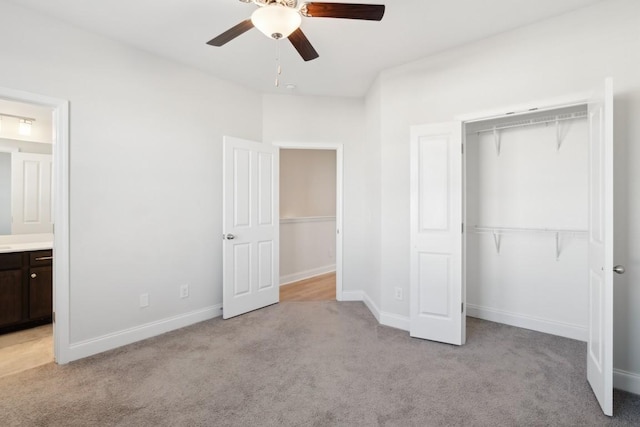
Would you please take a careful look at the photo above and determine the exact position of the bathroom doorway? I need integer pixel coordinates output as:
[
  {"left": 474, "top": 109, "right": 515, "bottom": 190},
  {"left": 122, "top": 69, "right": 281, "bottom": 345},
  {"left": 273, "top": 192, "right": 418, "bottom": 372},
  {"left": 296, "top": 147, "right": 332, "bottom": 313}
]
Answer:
[{"left": 0, "top": 86, "right": 70, "bottom": 369}]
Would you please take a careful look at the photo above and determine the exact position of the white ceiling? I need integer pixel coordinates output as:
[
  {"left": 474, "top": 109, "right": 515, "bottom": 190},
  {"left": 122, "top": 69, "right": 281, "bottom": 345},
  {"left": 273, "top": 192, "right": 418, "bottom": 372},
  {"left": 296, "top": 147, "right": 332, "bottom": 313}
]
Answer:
[{"left": 10, "top": 0, "right": 604, "bottom": 97}]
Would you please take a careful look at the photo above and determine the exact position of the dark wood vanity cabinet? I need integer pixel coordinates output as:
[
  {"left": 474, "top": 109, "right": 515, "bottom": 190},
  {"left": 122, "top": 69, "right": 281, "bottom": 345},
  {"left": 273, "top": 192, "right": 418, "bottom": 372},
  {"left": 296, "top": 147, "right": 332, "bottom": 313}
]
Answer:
[
  {"left": 0, "top": 269, "right": 22, "bottom": 325},
  {"left": 0, "top": 250, "right": 52, "bottom": 332},
  {"left": 29, "top": 251, "right": 53, "bottom": 320}
]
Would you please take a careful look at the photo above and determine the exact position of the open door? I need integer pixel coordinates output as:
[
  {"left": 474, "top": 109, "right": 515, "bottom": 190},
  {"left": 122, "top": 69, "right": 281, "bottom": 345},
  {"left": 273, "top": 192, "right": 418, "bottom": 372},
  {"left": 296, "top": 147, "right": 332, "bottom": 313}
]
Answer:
[
  {"left": 222, "top": 136, "right": 279, "bottom": 319},
  {"left": 587, "top": 78, "right": 614, "bottom": 416},
  {"left": 409, "top": 122, "right": 464, "bottom": 345}
]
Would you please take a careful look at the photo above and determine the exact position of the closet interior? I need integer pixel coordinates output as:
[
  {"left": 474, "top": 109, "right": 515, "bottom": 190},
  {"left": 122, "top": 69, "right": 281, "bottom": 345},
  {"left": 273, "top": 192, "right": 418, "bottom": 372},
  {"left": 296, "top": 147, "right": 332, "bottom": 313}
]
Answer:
[{"left": 464, "top": 104, "right": 590, "bottom": 341}]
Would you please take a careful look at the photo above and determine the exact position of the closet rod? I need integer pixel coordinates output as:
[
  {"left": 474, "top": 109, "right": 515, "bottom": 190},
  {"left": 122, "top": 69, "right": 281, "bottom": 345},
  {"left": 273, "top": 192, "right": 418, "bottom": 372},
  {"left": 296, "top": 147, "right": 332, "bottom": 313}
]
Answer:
[
  {"left": 473, "top": 226, "right": 587, "bottom": 235},
  {"left": 468, "top": 111, "right": 587, "bottom": 135}
]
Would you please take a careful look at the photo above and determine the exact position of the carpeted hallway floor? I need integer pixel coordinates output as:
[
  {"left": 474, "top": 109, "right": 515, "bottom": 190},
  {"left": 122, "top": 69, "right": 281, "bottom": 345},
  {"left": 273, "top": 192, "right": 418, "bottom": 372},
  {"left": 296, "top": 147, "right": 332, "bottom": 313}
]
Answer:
[{"left": 1, "top": 301, "right": 639, "bottom": 426}]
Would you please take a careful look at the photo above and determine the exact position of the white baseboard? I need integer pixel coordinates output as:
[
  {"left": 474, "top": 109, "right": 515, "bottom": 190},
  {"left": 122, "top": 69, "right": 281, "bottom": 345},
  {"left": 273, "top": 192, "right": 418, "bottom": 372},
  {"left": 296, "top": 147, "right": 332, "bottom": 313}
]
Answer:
[
  {"left": 66, "top": 304, "right": 222, "bottom": 362},
  {"left": 341, "top": 290, "right": 380, "bottom": 323},
  {"left": 342, "top": 290, "right": 409, "bottom": 331},
  {"left": 280, "top": 265, "right": 336, "bottom": 286},
  {"left": 466, "top": 304, "right": 587, "bottom": 342},
  {"left": 380, "top": 312, "right": 410, "bottom": 331},
  {"left": 341, "top": 290, "right": 363, "bottom": 301},
  {"left": 614, "top": 368, "right": 640, "bottom": 395},
  {"left": 361, "top": 292, "right": 381, "bottom": 322}
]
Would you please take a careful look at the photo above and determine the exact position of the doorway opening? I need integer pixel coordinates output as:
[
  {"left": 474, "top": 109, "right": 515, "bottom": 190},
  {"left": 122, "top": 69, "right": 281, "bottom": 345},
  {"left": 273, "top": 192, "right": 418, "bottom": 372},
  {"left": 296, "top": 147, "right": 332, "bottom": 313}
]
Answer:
[
  {"left": 275, "top": 143, "right": 343, "bottom": 303},
  {"left": 0, "top": 98, "right": 54, "bottom": 377},
  {"left": 463, "top": 104, "right": 590, "bottom": 341},
  {"left": 0, "top": 86, "right": 70, "bottom": 368}
]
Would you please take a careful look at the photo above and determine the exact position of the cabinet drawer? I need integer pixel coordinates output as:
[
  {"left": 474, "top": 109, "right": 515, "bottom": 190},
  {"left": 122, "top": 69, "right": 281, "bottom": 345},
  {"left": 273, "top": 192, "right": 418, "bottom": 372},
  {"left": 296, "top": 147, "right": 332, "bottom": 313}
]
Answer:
[
  {"left": 29, "top": 250, "right": 53, "bottom": 266},
  {"left": 0, "top": 253, "right": 23, "bottom": 270}
]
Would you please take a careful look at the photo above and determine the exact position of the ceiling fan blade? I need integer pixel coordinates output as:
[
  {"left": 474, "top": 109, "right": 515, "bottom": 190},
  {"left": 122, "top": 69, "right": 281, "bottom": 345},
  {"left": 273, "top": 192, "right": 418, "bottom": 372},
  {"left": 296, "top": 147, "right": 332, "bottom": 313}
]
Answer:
[
  {"left": 207, "top": 19, "right": 254, "bottom": 46},
  {"left": 303, "top": 2, "right": 385, "bottom": 21},
  {"left": 288, "top": 28, "right": 319, "bottom": 62}
]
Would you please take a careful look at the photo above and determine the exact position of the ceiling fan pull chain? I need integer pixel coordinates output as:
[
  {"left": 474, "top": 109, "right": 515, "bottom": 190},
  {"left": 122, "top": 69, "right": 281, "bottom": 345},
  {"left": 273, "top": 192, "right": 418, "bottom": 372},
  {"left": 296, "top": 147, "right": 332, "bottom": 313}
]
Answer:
[{"left": 274, "top": 39, "right": 282, "bottom": 87}]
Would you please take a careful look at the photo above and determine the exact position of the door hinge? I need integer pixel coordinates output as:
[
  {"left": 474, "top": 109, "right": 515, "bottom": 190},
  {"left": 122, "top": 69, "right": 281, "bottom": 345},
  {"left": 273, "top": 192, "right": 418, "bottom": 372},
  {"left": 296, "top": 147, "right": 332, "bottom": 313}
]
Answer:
[
  {"left": 461, "top": 223, "right": 464, "bottom": 233},
  {"left": 52, "top": 312, "right": 55, "bottom": 322},
  {"left": 461, "top": 144, "right": 464, "bottom": 154},
  {"left": 461, "top": 303, "right": 464, "bottom": 313}
]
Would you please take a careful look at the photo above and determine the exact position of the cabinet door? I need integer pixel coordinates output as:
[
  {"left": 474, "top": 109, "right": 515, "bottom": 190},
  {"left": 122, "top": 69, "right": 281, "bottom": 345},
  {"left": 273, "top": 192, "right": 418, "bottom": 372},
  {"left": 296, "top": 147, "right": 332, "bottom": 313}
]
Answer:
[
  {"left": 0, "top": 270, "right": 23, "bottom": 325},
  {"left": 29, "top": 265, "right": 52, "bottom": 319}
]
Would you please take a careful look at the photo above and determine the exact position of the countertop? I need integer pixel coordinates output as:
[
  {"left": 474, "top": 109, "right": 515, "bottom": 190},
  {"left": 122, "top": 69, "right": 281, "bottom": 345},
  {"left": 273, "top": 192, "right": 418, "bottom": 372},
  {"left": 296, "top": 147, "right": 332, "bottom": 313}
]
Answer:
[{"left": 0, "top": 241, "right": 53, "bottom": 254}]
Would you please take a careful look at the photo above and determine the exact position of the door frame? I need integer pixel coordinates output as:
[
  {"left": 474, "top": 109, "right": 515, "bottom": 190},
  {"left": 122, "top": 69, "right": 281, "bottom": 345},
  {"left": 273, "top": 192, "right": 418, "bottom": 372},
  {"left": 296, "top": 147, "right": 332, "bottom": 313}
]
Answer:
[
  {"left": 0, "top": 86, "right": 70, "bottom": 364},
  {"left": 455, "top": 87, "right": 614, "bottom": 414},
  {"left": 272, "top": 142, "right": 344, "bottom": 301},
  {"left": 455, "top": 91, "right": 593, "bottom": 346}
]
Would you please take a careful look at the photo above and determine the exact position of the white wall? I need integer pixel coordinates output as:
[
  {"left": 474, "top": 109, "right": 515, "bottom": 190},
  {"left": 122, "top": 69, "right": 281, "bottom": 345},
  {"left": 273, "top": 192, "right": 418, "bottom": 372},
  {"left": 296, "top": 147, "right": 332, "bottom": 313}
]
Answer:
[
  {"left": 280, "top": 149, "right": 336, "bottom": 218},
  {"left": 362, "top": 79, "right": 383, "bottom": 311},
  {"left": 0, "top": 138, "right": 52, "bottom": 155},
  {"left": 0, "top": 1, "right": 262, "bottom": 348},
  {"left": 262, "top": 95, "right": 366, "bottom": 294},
  {"left": 371, "top": 0, "right": 640, "bottom": 389},
  {"left": 280, "top": 218, "right": 336, "bottom": 284}
]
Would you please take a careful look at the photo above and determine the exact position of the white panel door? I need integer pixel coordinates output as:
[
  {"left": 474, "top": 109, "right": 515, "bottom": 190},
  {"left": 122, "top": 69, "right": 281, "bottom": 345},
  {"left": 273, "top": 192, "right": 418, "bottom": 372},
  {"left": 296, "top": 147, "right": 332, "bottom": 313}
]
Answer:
[
  {"left": 11, "top": 152, "right": 53, "bottom": 234},
  {"left": 586, "top": 78, "right": 614, "bottom": 416},
  {"left": 410, "top": 122, "right": 464, "bottom": 345},
  {"left": 222, "top": 136, "right": 279, "bottom": 319}
]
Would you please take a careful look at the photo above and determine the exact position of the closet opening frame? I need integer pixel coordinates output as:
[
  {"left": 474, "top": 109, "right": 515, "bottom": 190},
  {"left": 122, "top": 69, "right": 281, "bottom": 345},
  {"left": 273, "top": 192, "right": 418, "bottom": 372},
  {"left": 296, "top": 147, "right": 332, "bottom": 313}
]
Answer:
[{"left": 456, "top": 91, "right": 592, "bottom": 344}]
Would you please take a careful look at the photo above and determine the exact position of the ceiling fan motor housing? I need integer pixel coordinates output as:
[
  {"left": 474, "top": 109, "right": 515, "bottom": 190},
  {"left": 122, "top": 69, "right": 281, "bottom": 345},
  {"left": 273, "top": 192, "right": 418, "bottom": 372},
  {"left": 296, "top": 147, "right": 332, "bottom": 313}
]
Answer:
[{"left": 251, "top": 4, "right": 302, "bottom": 39}]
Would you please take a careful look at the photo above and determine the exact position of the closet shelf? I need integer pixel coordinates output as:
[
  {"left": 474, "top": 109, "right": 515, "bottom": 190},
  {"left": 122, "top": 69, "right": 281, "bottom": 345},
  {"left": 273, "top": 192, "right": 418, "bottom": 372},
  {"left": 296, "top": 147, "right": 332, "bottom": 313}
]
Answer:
[
  {"left": 471, "top": 226, "right": 587, "bottom": 260},
  {"left": 473, "top": 226, "right": 587, "bottom": 235},
  {"left": 469, "top": 110, "right": 588, "bottom": 155}
]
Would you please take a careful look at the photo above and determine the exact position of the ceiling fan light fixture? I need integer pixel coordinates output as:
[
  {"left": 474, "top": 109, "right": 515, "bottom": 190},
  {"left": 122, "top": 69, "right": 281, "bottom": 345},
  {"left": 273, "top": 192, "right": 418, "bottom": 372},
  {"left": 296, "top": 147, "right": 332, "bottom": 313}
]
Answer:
[{"left": 251, "top": 5, "right": 301, "bottom": 40}]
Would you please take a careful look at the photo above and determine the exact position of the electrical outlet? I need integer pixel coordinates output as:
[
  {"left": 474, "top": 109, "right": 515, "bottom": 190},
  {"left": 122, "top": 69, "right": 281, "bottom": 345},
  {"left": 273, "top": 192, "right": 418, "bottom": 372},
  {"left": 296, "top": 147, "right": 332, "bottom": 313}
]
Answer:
[
  {"left": 180, "top": 284, "right": 189, "bottom": 299},
  {"left": 394, "top": 287, "right": 403, "bottom": 301},
  {"left": 140, "top": 293, "right": 149, "bottom": 308}
]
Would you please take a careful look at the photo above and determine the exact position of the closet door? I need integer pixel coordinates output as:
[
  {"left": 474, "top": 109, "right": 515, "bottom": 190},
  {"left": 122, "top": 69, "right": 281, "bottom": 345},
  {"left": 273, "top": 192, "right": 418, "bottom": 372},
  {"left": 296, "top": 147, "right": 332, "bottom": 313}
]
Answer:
[
  {"left": 409, "top": 122, "right": 464, "bottom": 345},
  {"left": 586, "top": 78, "right": 614, "bottom": 416}
]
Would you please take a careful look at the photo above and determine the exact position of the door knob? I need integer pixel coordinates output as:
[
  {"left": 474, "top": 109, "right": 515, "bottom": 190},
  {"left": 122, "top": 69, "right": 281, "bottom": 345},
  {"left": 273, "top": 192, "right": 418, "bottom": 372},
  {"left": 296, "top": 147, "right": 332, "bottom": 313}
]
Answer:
[
  {"left": 613, "top": 265, "right": 625, "bottom": 274},
  {"left": 31, "top": 273, "right": 37, "bottom": 279},
  {"left": 224, "top": 233, "right": 236, "bottom": 240}
]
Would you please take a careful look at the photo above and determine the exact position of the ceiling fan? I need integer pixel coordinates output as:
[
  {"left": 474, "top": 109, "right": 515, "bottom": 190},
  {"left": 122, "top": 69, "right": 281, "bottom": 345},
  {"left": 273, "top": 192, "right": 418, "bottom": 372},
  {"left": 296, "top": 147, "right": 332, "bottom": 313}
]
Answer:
[{"left": 207, "top": 0, "right": 385, "bottom": 61}]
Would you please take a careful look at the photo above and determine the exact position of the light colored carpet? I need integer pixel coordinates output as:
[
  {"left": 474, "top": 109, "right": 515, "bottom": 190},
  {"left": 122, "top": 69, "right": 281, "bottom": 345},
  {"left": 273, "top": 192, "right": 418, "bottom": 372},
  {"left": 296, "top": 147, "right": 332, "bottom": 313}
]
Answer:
[{"left": 0, "top": 302, "right": 638, "bottom": 426}]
